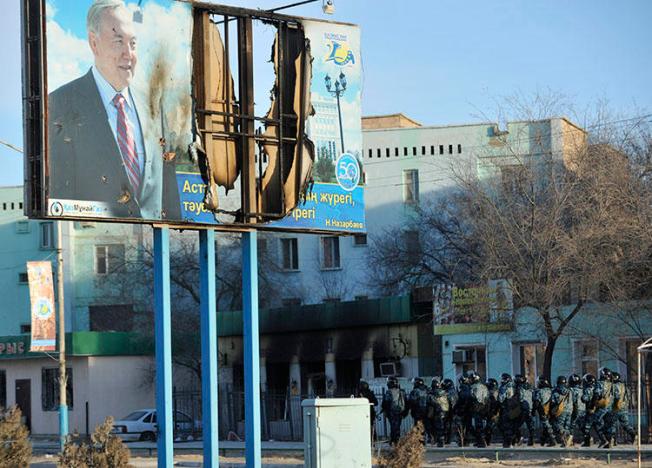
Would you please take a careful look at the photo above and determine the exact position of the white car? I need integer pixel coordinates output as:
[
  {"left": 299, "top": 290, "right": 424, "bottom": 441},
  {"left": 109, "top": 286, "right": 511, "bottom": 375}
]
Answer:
[{"left": 111, "top": 409, "right": 199, "bottom": 442}]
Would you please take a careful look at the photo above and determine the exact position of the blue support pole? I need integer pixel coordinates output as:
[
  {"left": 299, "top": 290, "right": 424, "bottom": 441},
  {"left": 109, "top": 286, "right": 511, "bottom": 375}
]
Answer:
[
  {"left": 200, "top": 229, "right": 219, "bottom": 467},
  {"left": 242, "top": 231, "right": 261, "bottom": 467},
  {"left": 154, "top": 227, "right": 173, "bottom": 468}
]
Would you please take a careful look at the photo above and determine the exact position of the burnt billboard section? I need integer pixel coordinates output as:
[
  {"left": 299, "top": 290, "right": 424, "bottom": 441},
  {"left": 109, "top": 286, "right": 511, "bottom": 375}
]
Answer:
[{"left": 22, "top": 0, "right": 365, "bottom": 234}]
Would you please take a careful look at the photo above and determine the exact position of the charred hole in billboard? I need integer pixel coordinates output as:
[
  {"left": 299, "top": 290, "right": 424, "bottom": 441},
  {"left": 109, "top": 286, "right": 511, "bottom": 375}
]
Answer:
[{"left": 27, "top": 1, "right": 364, "bottom": 233}]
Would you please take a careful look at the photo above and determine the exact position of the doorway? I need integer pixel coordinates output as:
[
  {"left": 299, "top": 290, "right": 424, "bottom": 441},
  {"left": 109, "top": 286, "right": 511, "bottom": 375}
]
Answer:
[{"left": 15, "top": 379, "right": 31, "bottom": 431}]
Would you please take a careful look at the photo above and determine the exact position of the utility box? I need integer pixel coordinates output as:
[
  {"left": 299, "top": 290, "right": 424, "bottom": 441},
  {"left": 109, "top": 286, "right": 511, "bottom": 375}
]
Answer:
[{"left": 302, "top": 398, "right": 372, "bottom": 468}]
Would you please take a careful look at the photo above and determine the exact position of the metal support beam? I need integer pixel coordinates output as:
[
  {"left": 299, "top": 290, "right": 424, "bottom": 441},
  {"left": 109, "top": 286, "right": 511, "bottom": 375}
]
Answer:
[
  {"left": 200, "top": 229, "right": 219, "bottom": 467},
  {"left": 154, "top": 227, "right": 173, "bottom": 468},
  {"left": 242, "top": 231, "right": 261, "bottom": 467}
]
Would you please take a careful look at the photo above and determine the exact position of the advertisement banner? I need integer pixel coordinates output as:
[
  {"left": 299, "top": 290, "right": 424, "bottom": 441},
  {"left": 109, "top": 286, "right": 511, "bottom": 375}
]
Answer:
[
  {"left": 27, "top": 261, "right": 56, "bottom": 352},
  {"left": 35, "top": 1, "right": 364, "bottom": 233}
]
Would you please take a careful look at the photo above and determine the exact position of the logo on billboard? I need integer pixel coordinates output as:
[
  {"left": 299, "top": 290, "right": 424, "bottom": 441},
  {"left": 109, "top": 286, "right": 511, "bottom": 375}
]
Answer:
[
  {"left": 335, "top": 153, "right": 360, "bottom": 191},
  {"left": 325, "top": 41, "right": 355, "bottom": 66},
  {"left": 35, "top": 298, "right": 54, "bottom": 319}
]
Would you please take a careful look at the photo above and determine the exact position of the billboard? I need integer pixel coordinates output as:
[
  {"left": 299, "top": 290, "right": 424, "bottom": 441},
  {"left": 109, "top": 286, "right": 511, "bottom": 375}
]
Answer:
[
  {"left": 22, "top": 1, "right": 364, "bottom": 233},
  {"left": 27, "top": 261, "right": 56, "bottom": 352}
]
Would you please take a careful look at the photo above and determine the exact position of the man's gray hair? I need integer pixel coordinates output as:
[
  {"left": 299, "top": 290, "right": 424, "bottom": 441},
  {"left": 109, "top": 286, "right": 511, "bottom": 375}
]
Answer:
[{"left": 87, "top": 0, "right": 127, "bottom": 35}]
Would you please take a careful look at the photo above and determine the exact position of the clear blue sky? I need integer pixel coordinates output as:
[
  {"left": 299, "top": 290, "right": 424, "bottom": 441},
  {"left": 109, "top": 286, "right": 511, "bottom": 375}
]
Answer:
[{"left": 1, "top": 0, "right": 650, "bottom": 186}]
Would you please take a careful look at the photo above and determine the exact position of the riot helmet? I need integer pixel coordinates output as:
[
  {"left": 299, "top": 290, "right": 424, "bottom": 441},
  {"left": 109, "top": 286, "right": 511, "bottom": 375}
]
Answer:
[
  {"left": 387, "top": 376, "right": 399, "bottom": 389},
  {"left": 536, "top": 375, "right": 551, "bottom": 388},
  {"left": 358, "top": 379, "right": 369, "bottom": 391},
  {"left": 514, "top": 374, "right": 527, "bottom": 385},
  {"left": 442, "top": 378, "right": 455, "bottom": 390},
  {"left": 413, "top": 377, "right": 425, "bottom": 388},
  {"left": 556, "top": 375, "right": 567, "bottom": 386},
  {"left": 612, "top": 372, "right": 621, "bottom": 383},
  {"left": 568, "top": 374, "right": 581, "bottom": 387},
  {"left": 583, "top": 373, "right": 596, "bottom": 386},
  {"left": 486, "top": 378, "right": 498, "bottom": 389},
  {"left": 599, "top": 367, "right": 612, "bottom": 381},
  {"left": 431, "top": 377, "right": 442, "bottom": 389},
  {"left": 500, "top": 373, "right": 512, "bottom": 384}
]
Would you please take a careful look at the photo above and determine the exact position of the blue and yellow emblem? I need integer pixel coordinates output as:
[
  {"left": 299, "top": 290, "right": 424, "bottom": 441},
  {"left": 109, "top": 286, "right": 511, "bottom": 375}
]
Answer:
[{"left": 325, "top": 41, "right": 355, "bottom": 66}]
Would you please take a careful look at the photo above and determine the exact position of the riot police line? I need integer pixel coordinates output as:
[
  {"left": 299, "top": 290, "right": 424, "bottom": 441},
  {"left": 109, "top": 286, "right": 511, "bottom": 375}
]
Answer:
[{"left": 355, "top": 367, "right": 636, "bottom": 448}]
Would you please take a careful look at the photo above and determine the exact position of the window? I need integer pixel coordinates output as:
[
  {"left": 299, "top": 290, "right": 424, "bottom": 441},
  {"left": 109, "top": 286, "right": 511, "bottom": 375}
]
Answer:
[
  {"left": 353, "top": 234, "right": 367, "bottom": 246},
  {"left": 20, "top": 324, "right": 31, "bottom": 334},
  {"left": 16, "top": 221, "right": 29, "bottom": 234},
  {"left": 430, "top": 145, "right": 435, "bottom": 155},
  {"left": 2, "top": 203, "right": 5, "bottom": 210},
  {"left": 0, "top": 371, "right": 5, "bottom": 409},
  {"left": 457, "top": 144, "right": 462, "bottom": 154},
  {"left": 368, "top": 149, "right": 372, "bottom": 158},
  {"left": 11, "top": 203, "right": 14, "bottom": 210},
  {"left": 18, "top": 272, "right": 28, "bottom": 284},
  {"left": 501, "top": 165, "right": 528, "bottom": 194},
  {"left": 394, "top": 147, "right": 399, "bottom": 157},
  {"left": 421, "top": 146, "right": 426, "bottom": 155},
  {"left": 42, "top": 367, "right": 73, "bottom": 411},
  {"left": 439, "top": 145, "right": 444, "bottom": 155},
  {"left": 89, "top": 304, "right": 134, "bottom": 332},
  {"left": 94, "top": 244, "right": 125, "bottom": 275},
  {"left": 453, "top": 346, "right": 487, "bottom": 381},
  {"left": 624, "top": 338, "right": 641, "bottom": 383},
  {"left": 448, "top": 144, "right": 453, "bottom": 154},
  {"left": 402, "top": 169, "right": 419, "bottom": 204},
  {"left": 385, "top": 148, "right": 390, "bottom": 158},
  {"left": 412, "top": 147, "right": 417, "bottom": 156},
  {"left": 321, "top": 236, "right": 341, "bottom": 269},
  {"left": 39, "top": 222, "right": 54, "bottom": 250},
  {"left": 19, "top": 202, "right": 23, "bottom": 210},
  {"left": 376, "top": 148, "right": 381, "bottom": 158},
  {"left": 282, "top": 297, "right": 302, "bottom": 307},
  {"left": 280, "top": 238, "right": 299, "bottom": 271},
  {"left": 574, "top": 340, "right": 599, "bottom": 376},
  {"left": 403, "top": 147, "right": 408, "bottom": 156}
]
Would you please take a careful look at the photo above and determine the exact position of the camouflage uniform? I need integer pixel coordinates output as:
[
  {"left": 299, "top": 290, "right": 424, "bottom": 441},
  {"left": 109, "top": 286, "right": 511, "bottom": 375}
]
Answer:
[
  {"left": 498, "top": 373, "right": 520, "bottom": 447},
  {"left": 381, "top": 377, "right": 407, "bottom": 445},
  {"left": 469, "top": 373, "right": 489, "bottom": 447},
  {"left": 606, "top": 372, "right": 635, "bottom": 444},
  {"left": 533, "top": 377, "right": 554, "bottom": 446},
  {"left": 550, "top": 376, "right": 574, "bottom": 447},
  {"left": 590, "top": 368, "right": 615, "bottom": 448},
  {"left": 484, "top": 378, "right": 500, "bottom": 445},
  {"left": 427, "top": 377, "right": 450, "bottom": 447},
  {"left": 442, "top": 379, "right": 458, "bottom": 445},
  {"left": 515, "top": 375, "right": 536, "bottom": 446},
  {"left": 408, "top": 377, "right": 430, "bottom": 443},
  {"left": 581, "top": 373, "right": 597, "bottom": 446},
  {"left": 568, "top": 374, "right": 585, "bottom": 442}
]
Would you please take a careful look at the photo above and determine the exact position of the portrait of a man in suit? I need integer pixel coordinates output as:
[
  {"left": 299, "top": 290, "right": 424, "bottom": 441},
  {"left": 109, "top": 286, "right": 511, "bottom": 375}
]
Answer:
[{"left": 48, "top": 0, "right": 180, "bottom": 220}]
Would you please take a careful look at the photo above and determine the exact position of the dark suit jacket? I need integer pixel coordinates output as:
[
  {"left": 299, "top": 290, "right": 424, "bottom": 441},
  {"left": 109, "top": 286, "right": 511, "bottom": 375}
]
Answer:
[{"left": 48, "top": 69, "right": 180, "bottom": 220}]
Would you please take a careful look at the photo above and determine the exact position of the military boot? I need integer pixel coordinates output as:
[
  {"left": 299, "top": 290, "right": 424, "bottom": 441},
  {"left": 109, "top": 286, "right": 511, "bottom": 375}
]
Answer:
[{"left": 581, "top": 435, "right": 591, "bottom": 447}]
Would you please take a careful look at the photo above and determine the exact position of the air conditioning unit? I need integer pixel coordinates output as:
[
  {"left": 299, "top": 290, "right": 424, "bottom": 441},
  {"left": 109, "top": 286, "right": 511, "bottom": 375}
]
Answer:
[{"left": 379, "top": 362, "right": 399, "bottom": 377}]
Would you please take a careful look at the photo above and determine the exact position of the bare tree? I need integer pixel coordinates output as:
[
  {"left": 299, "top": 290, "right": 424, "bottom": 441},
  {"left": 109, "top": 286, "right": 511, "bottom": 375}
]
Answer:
[{"left": 368, "top": 95, "right": 652, "bottom": 379}]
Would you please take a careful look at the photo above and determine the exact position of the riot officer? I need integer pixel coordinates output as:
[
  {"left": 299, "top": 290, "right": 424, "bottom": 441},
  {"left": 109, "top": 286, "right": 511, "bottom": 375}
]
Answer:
[
  {"left": 427, "top": 377, "right": 450, "bottom": 447},
  {"left": 607, "top": 372, "right": 636, "bottom": 444},
  {"left": 469, "top": 371, "right": 489, "bottom": 447},
  {"left": 356, "top": 379, "right": 378, "bottom": 442},
  {"left": 591, "top": 367, "right": 615, "bottom": 448},
  {"left": 550, "top": 376, "right": 573, "bottom": 447},
  {"left": 498, "top": 373, "right": 519, "bottom": 447},
  {"left": 568, "top": 374, "right": 585, "bottom": 443},
  {"left": 485, "top": 378, "right": 500, "bottom": 445},
  {"left": 442, "top": 378, "right": 458, "bottom": 445},
  {"left": 533, "top": 376, "right": 555, "bottom": 446},
  {"left": 515, "top": 374, "right": 535, "bottom": 446},
  {"left": 457, "top": 372, "right": 474, "bottom": 446},
  {"left": 381, "top": 376, "right": 407, "bottom": 445},
  {"left": 408, "top": 377, "right": 430, "bottom": 443},
  {"left": 581, "top": 373, "right": 597, "bottom": 447}
]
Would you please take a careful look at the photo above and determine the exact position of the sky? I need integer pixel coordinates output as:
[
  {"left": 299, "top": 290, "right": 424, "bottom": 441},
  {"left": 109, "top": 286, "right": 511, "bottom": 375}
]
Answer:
[{"left": 1, "top": 0, "right": 651, "bottom": 186}]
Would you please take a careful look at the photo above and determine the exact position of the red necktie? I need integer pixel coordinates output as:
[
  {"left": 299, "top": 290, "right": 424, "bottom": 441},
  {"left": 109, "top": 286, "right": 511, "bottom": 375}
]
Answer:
[{"left": 112, "top": 93, "right": 140, "bottom": 194}]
